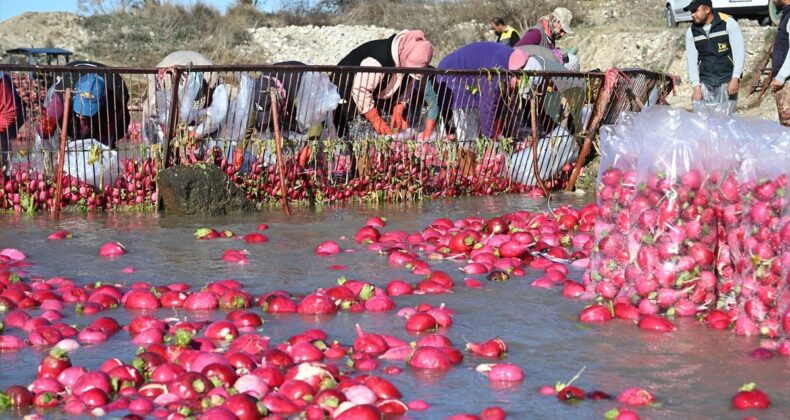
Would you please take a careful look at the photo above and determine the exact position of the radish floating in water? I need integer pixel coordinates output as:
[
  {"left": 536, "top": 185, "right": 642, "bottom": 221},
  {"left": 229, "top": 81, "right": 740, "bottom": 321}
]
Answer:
[
  {"left": 0, "top": 248, "right": 26, "bottom": 261},
  {"left": 47, "top": 230, "right": 72, "bottom": 240},
  {"left": 407, "top": 347, "right": 451, "bottom": 370},
  {"left": 466, "top": 338, "right": 507, "bottom": 358},
  {"left": 476, "top": 363, "right": 524, "bottom": 382},
  {"left": 315, "top": 241, "right": 341, "bottom": 256},
  {"left": 579, "top": 304, "right": 612, "bottom": 323},
  {"left": 221, "top": 249, "right": 249, "bottom": 264},
  {"left": 243, "top": 233, "right": 268, "bottom": 243},
  {"left": 617, "top": 387, "right": 656, "bottom": 406},
  {"left": 637, "top": 315, "right": 675, "bottom": 333},
  {"left": 731, "top": 383, "right": 770, "bottom": 410},
  {"left": 98, "top": 242, "right": 125, "bottom": 257}
]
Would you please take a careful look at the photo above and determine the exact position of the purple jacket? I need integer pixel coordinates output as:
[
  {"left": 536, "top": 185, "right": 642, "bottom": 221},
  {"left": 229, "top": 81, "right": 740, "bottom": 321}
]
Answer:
[{"left": 437, "top": 42, "right": 514, "bottom": 137}]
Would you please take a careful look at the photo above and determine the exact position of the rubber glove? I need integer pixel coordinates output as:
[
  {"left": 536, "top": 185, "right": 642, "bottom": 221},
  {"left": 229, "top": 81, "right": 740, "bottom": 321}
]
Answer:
[
  {"left": 364, "top": 108, "right": 391, "bottom": 136},
  {"left": 390, "top": 103, "right": 409, "bottom": 132},
  {"left": 419, "top": 119, "right": 436, "bottom": 141}
]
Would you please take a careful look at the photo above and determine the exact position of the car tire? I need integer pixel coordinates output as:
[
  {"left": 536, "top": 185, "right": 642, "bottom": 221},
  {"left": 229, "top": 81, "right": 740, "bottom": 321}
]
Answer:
[
  {"left": 666, "top": 6, "right": 678, "bottom": 27},
  {"left": 769, "top": 1, "right": 782, "bottom": 26}
]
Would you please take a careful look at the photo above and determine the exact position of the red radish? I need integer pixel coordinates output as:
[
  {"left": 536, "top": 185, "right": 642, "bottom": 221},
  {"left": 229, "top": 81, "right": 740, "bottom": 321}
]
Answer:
[
  {"left": 407, "top": 400, "right": 430, "bottom": 411},
  {"left": 557, "top": 385, "right": 585, "bottom": 402},
  {"left": 637, "top": 315, "right": 675, "bottom": 333},
  {"left": 195, "top": 228, "right": 221, "bottom": 240},
  {"left": 617, "top": 387, "right": 656, "bottom": 406},
  {"left": 579, "top": 305, "right": 612, "bottom": 323},
  {"left": 408, "top": 346, "right": 451, "bottom": 369},
  {"left": 466, "top": 338, "right": 507, "bottom": 358},
  {"left": 298, "top": 292, "right": 337, "bottom": 315},
  {"left": 234, "top": 374, "right": 270, "bottom": 398},
  {"left": 122, "top": 289, "right": 161, "bottom": 309},
  {"left": 222, "top": 394, "right": 266, "bottom": 420},
  {"left": 222, "top": 249, "right": 249, "bottom": 264},
  {"left": 732, "top": 383, "right": 770, "bottom": 410},
  {"left": 355, "top": 226, "right": 381, "bottom": 244},
  {"left": 37, "top": 347, "right": 71, "bottom": 379},
  {"left": 257, "top": 224, "right": 269, "bottom": 230},
  {"left": 0, "top": 249, "right": 26, "bottom": 261},
  {"left": 262, "top": 392, "right": 301, "bottom": 415},
  {"left": 613, "top": 302, "right": 640, "bottom": 321},
  {"left": 47, "top": 230, "right": 72, "bottom": 240},
  {"left": 315, "top": 241, "right": 341, "bottom": 256},
  {"left": 334, "top": 404, "right": 382, "bottom": 420},
  {"left": 99, "top": 242, "right": 126, "bottom": 257},
  {"left": 243, "top": 233, "right": 268, "bottom": 243},
  {"left": 183, "top": 291, "right": 219, "bottom": 311},
  {"left": 405, "top": 313, "right": 438, "bottom": 333},
  {"left": 385, "top": 280, "right": 413, "bottom": 296},
  {"left": 4, "top": 385, "right": 34, "bottom": 408},
  {"left": 71, "top": 371, "right": 112, "bottom": 396},
  {"left": 485, "top": 363, "right": 524, "bottom": 382},
  {"left": 364, "top": 295, "right": 395, "bottom": 312}
]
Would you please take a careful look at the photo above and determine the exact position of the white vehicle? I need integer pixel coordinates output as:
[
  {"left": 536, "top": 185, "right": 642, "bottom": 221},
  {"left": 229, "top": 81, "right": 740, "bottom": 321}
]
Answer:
[{"left": 665, "top": 0, "right": 782, "bottom": 27}]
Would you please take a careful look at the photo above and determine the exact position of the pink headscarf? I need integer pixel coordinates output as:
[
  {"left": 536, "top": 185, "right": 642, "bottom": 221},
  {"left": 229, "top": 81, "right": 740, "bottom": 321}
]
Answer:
[
  {"left": 395, "top": 30, "right": 433, "bottom": 79},
  {"left": 508, "top": 49, "right": 529, "bottom": 71}
]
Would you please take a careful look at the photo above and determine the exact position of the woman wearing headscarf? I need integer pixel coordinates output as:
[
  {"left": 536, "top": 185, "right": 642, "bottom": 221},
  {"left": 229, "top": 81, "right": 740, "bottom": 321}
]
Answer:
[
  {"left": 0, "top": 71, "right": 24, "bottom": 171},
  {"left": 42, "top": 61, "right": 130, "bottom": 149},
  {"left": 437, "top": 42, "right": 530, "bottom": 142},
  {"left": 332, "top": 30, "right": 433, "bottom": 138}
]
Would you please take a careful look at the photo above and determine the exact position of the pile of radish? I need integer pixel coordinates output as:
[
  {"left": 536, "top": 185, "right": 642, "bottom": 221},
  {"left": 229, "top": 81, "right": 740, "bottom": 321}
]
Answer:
[
  {"left": 1, "top": 139, "right": 577, "bottom": 213},
  {"left": 0, "top": 191, "right": 785, "bottom": 418}
]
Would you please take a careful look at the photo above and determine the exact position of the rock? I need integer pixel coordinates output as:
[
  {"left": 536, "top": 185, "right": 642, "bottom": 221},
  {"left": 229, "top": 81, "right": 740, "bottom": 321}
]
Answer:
[{"left": 156, "top": 164, "right": 256, "bottom": 216}]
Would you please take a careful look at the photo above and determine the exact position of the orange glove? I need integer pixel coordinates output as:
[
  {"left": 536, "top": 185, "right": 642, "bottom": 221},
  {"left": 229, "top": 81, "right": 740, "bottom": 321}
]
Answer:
[
  {"left": 390, "top": 103, "right": 409, "bottom": 133},
  {"left": 39, "top": 115, "right": 57, "bottom": 138},
  {"left": 420, "top": 119, "right": 436, "bottom": 140},
  {"left": 364, "top": 108, "right": 392, "bottom": 136}
]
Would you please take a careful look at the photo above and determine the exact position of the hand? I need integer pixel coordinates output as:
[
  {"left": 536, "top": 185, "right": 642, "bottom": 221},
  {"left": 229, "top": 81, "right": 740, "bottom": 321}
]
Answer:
[
  {"left": 727, "top": 78, "right": 739, "bottom": 96},
  {"left": 363, "top": 108, "right": 392, "bottom": 136},
  {"left": 692, "top": 86, "right": 703, "bottom": 101},
  {"left": 390, "top": 103, "right": 409, "bottom": 133},
  {"left": 417, "top": 119, "right": 436, "bottom": 141},
  {"left": 771, "top": 78, "right": 785, "bottom": 92}
]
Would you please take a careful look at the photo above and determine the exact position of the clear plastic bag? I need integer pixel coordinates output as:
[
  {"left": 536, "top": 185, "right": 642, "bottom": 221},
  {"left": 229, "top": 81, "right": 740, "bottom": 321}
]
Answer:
[
  {"left": 295, "top": 71, "right": 341, "bottom": 132},
  {"left": 223, "top": 73, "right": 254, "bottom": 142},
  {"left": 730, "top": 132, "right": 790, "bottom": 336}
]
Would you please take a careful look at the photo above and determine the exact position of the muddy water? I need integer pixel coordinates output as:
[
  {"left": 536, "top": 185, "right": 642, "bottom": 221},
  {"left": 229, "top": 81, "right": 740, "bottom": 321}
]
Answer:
[{"left": 0, "top": 193, "right": 788, "bottom": 419}]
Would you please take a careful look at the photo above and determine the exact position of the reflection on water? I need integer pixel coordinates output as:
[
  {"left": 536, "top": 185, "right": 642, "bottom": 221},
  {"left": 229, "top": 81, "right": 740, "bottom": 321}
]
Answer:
[{"left": 1, "top": 192, "right": 788, "bottom": 419}]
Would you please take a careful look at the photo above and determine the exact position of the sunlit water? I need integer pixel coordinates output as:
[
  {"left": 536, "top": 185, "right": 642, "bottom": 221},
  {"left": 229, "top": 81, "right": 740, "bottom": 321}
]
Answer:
[{"left": 1, "top": 193, "right": 788, "bottom": 419}]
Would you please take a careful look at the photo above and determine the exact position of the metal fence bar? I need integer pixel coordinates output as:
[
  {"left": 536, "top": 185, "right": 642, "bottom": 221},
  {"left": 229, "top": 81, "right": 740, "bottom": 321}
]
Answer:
[{"left": 0, "top": 63, "right": 671, "bottom": 210}]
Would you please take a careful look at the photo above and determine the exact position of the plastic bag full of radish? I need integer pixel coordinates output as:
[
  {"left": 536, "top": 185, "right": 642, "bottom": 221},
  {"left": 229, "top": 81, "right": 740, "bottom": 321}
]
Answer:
[{"left": 584, "top": 107, "right": 789, "bottom": 350}]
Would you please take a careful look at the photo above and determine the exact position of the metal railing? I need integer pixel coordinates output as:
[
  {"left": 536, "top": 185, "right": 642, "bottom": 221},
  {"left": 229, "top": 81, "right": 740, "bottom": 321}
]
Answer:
[{"left": 0, "top": 63, "right": 673, "bottom": 211}]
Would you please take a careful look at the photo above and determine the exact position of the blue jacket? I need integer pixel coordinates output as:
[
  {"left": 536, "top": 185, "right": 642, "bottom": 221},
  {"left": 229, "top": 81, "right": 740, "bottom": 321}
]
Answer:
[{"left": 437, "top": 42, "right": 514, "bottom": 137}]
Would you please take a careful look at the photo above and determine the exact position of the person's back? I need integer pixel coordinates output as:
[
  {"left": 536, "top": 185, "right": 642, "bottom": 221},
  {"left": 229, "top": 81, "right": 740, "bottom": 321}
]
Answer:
[
  {"left": 0, "top": 72, "right": 23, "bottom": 169},
  {"left": 45, "top": 61, "right": 130, "bottom": 149},
  {"left": 438, "top": 42, "right": 513, "bottom": 108}
]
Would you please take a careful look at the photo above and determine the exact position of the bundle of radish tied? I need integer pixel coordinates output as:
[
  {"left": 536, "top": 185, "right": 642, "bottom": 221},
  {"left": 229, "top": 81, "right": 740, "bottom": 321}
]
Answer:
[{"left": 584, "top": 107, "right": 790, "bottom": 350}]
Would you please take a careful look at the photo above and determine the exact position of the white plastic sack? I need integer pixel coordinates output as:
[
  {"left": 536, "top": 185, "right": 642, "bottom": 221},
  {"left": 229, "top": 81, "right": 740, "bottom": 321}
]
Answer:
[
  {"left": 65, "top": 139, "right": 119, "bottom": 187},
  {"left": 507, "top": 126, "right": 579, "bottom": 186},
  {"left": 223, "top": 74, "right": 254, "bottom": 142},
  {"left": 295, "top": 72, "right": 341, "bottom": 132}
]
